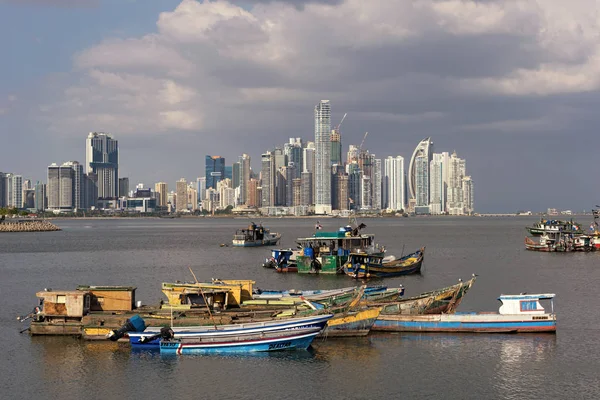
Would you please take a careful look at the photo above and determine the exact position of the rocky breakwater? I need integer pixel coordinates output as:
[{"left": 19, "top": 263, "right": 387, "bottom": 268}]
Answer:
[{"left": 0, "top": 220, "right": 61, "bottom": 232}]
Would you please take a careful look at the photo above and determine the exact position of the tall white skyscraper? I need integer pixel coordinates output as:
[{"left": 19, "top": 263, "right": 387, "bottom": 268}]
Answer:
[
  {"left": 429, "top": 154, "right": 444, "bottom": 215},
  {"left": 314, "top": 100, "right": 331, "bottom": 215},
  {"left": 384, "top": 156, "right": 405, "bottom": 211},
  {"left": 261, "top": 151, "right": 275, "bottom": 207},
  {"left": 303, "top": 142, "right": 315, "bottom": 174},
  {"left": 86, "top": 132, "right": 118, "bottom": 199},
  {"left": 47, "top": 163, "right": 73, "bottom": 211},
  {"left": 372, "top": 158, "right": 382, "bottom": 210},
  {"left": 448, "top": 151, "right": 467, "bottom": 214},
  {"left": 408, "top": 137, "right": 433, "bottom": 203},
  {"left": 462, "top": 176, "right": 474, "bottom": 215},
  {"left": 238, "top": 154, "right": 251, "bottom": 205},
  {"left": 6, "top": 174, "right": 23, "bottom": 208}
]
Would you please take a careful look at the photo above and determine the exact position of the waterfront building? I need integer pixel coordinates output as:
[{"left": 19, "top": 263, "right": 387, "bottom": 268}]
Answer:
[
  {"left": 447, "top": 151, "right": 466, "bottom": 214},
  {"left": 314, "top": 100, "right": 332, "bottom": 215},
  {"left": 273, "top": 148, "right": 286, "bottom": 171},
  {"left": 187, "top": 185, "right": 198, "bottom": 211},
  {"left": 232, "top": 162, "right": 240, "bottom": 189},
  {"left": 292, "top": 178, "right": 302, "bottom": 206},
  {"left": 47, "top": 163, "right": 73, "bottom": 211},
  {"left": 167, "top": 191, "right": 176, "bottom": 212},
  {"left": 119, "top": 177, "right": 129, "bottom": 198},
  {"left": 408, "top": 137, "right": 433, "bottom": 204},
  {"left": 285, "top": 163, "right": 296, "bottom": 207},
  {"left": 429, "top": 154, "right": 444, "bottom": 215},
  {"left": 122, "top": 197, "right": 156, "bottom": 213},
  {"left": 0, "top": 172, "right": 6, "bottom": 207},
  {"left": 34, "top": 181, "right": 47, "bottom": 212},
  {"left": 175, "top": 178, "right": 188, "bottom": 212},
  {"left": 360, "top": 175, "right": 371, "bottom": 210},
  {"left": 22, "top": 179, "right": 32, "bottom": 208},
  {"left": 155, "top": 182, "right": 167, "bottom": 207},
  {"left": 238, "top": 154, "right": 251, "bottom": 205},
  {"left": 372, "top": 158, "right": 382, "bottom": 210},
  {"left": 218, "top": 179, "right": 235, "bottom": 209},
  {"left": 303, "top": 142, "right": 315, "bottom": 174},
  {"left": 285, "top": 138, "right": 303, "bottom": 179},
  {"left": 225, "top": 165, "right": 233, "bottom": 182},
  {"left": 414, "top": 150, "right": 430, "bottom": 214},
  {"left": 333, "top": 172, "right": 349, "bottom": 211},
  {"left": 195, "top": 177, "right": 206, "bottom": 205},
  {"left": 347, "top": 162, "right": 361, "bottom": 210},
  {"left": 247, "top": 178, "right": 259, "bottom": 207},
  {"left": 6, "top": 174, "right": 23, "bottom": 208},
  {"left": 383, "top": 156, "right": 405, "bottom": 212},
  {"left": 261, "top": 151, "right": 275, "bottom": 207},
  {"left": 462, "top": 176, "right": 474, "bottom": 215},
  {"left": 86, "top": 132, "right": 119, "bottom": 199},
  {"left": 24, "top": 189, "right": 35, "bottom": 209},
  {"left": 300, "top": 171, "right": 312, "bottom": 206},
  {"left": 205, "top": 156, "right": 225, "bottom": 189}
]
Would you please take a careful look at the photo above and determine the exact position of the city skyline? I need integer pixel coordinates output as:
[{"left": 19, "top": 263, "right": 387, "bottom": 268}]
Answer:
[{"left": 1, "top": 1, "right": 599, "bottom": 213}]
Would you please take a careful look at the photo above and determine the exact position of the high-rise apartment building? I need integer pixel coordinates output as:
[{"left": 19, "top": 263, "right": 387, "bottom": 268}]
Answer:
[
  {"left": 384, "top": 156, "right": 405, "bottom": 211},
  {"left": 429, "top": 154, "right": 444, "bottom": 215},
  {"left": 232, "top": 162, "right": 240, "bottom": 189},
  {"left": 462, "top": 176, "right": 474, "bottom": 215},
  {"left": 408, "top": 138, "right": 433, "bottom": 204},
  {"left": 155, "top": 182, "right": 167, "bottom": 206},
  {"left": 6, "top": 174, "right": 23, "bottom": 208},
  {"left": 176, "top": 178, "right": 188, "bottom": 212},
  {"left": 196, "top": 177, "right": 206, "bottom": 205},
  {"left": 0, "top": 172, "right": 6, "bottom": 207},
  {"left": 205, "top": 156, "right": 225, "bottom": 189},
  {"left": 300, "top": 171, "right": 312, "bottom": 206},
  {"left": 448, "top": 151, "right": 466, "bottom": 214},
  {"left": 330, "top": 128, "right": 342, "bottom": 166},
  {"left": 238, "top": 154, "right": 251, "bottom": 205},
  {"left": 119, "top": 177, "right": 129, "bottom": 198},
  {"left": 314, "top": 100, "right": 332, "bottom": 215},
  {"left": 261, "top": 151, "right": 275, "bottom": 207},
  {"left": 86, "top": 132, "right": 118, "bottom": 199},
  {"left": 34, "top": 181, "right": 47, "bottom": 212},
  {"left": 285, "top": 138, "right": 303, "bottom": 179},
  {"left": 247, "top": 178, "right": 259, "bottom": 207},
  {"left": 47, "top": 163, "right": 74, "bottom": 211}
]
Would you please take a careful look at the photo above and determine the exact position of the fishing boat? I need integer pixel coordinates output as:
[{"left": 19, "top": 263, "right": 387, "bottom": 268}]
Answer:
[
  {"left": 343, "top": 247, "right": 425, "bottom": 278},
  {"left": 372, "top": 276, "right": 476, "bottom": 332},
  {"left": 262, "top": 248, "right": 300, "bottom": 272},
  {"left": 160, "top": 326, "right": 324, "bottom": 354},
  {"left": 371, "top": 294, "right": 556, "bottom": 333},
  {"left": 251, "top": 285, "right": 403, "bottom": 303},
  {"left": 525, "top": 218, "right": 582, "bottom": 236},
  {"left": 525, "top": 232, "right": 576, "bottom": 252},
  {"left": 232, "top": 222, "right": 281, "bottom": 247},
  {"left": 295, "top": 223, "right": 386, "bottom": 274},
  {"left": 123, "top": 313, "right": 333, "bottom": 349}
]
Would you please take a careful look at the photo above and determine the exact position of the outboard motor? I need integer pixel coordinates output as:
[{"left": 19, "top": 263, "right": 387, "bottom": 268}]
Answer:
[
  {"left": 106, "top": 314, "right": 146, "bottom": 342},
  {"left": 139, "top": 327, "right": 175, "bottom": 344}
]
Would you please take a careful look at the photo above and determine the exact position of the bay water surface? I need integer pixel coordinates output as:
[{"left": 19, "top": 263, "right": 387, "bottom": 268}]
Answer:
[{"left": 1, "top": 217, "right": 599, "bottom": 399}]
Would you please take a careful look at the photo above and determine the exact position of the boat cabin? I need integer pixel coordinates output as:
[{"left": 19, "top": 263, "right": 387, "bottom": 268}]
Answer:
[
  {"left": 497, "top": 294, "right": 555, "bottom": 315},
  {"left": 36, "top": 290, "right": 91, "bottom": 318},
  {"left": 76, "top": 285, "right": 137, "bottom": 311},
  {"left": 161, "top": 280, "right": 255, "bottom": 310}
]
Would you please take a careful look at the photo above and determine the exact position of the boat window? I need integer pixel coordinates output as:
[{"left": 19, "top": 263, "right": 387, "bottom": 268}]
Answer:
[
  {"left": 520, "top": 300, "right": 538, "bottom": 311},
  {"left": 56, "top": 295, "right": 66, "bottom": 304}
]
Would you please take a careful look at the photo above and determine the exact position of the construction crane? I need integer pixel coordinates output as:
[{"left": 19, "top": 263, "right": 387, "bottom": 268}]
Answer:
[
  {"left": 335, "top": 113, "right": 347, "bottom": 132},
  {"left": 359, "top": 131, "right": 369, "bottom": 152}
]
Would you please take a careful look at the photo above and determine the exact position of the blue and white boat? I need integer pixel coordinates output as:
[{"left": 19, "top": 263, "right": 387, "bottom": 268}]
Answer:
[
  {"left": 160, "top": 326, "right": 323, "bottom": 355},
  {"left": 373, "top": 294, "right": 556, "bottom": 333},
  {"left": 232, "top": 223, "right": 281, "bottom": 247},
  {"left": 128, "top": 313, "right": 333, "bottom": 349}
]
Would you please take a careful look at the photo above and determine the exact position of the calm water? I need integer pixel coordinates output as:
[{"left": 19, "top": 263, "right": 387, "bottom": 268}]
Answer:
[{"left": 2, "top": 217, "right": 600, "bottom": 399}]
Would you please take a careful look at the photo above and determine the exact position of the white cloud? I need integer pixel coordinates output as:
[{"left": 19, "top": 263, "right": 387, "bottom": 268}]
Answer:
[{"left": 41, "top": 0, "right": 600, "bottom": 139}]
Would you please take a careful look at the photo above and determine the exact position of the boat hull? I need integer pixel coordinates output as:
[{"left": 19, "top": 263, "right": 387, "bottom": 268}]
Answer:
[
  {"left": 232, "top": 236, "right": 281, "bottom": 247},
  {"left": 372, "top": 313, "right": 556, "bottom": 333},
  {"left": 345, "top": 248, "right": 425, "bottom": 278},
  {"left": 319, "top": 307, "right": 382, "bottom": 337},
  {"left": 129, "top": 314, "right": 332, "bottom": 349},
  {"left": 160, "top": 329, "right": 320, "bottom": 354}
]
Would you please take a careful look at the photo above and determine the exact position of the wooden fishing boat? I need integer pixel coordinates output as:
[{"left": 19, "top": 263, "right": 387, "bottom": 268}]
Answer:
[
  {"left": 262, "top": 248, "right": 300, "bottom": 272},
  {"left": 526, "top": 218, "right": 583, "bottom": 236},
  {"left": 373, "top": 294, "right": 556, "bottom": 333},
  {"left": 232, "top": 222, "right": 281, "bottom": 247},
  {"left": 294, "top": 223, "right": 385, "bottom": 274},
  {"left": 319, "top": 306, "right": 383, "bottom": 337},
  {"left": 372, "top": 276, "right": 476, "bottom": 332},
  {"left": 125, "top": 313, "right": 334, "bottom": 349},
  {"left": 525, "top": 232, "right": 573, "bottom": 252},
  {"left": 160, "top": 326, "right": 324, "bottom": 354},
  {"left": 343, "top": 247, "right": 425, "bottom": 278}
]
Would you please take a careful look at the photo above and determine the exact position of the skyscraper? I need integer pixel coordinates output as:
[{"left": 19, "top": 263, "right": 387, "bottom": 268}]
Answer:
[
  {"left": 34, "top": 181, "right": 46, "bottom": 212},
  {"left": 205, "top": 156, "right": 225, "bottom": 189},
  {"left": 330, "top": 128, "right": 342, "bottom": 166},
  {"left": 261, "top": 151, "right": 275, "bottom": 207},
  {"left": 6, "top": 174, "right": 23, "bottom": 208},
  {"left": 155, "top": 182, "right": 167, "bottom": 206},
  {"left": 448, "top": 151, "right": 467, "bottom": 214},
  {"left": 408, "top": 138, "right": 433, "bottom": 203},
  {"left": 176, "top": 178, "right": 187, "bottom": 212},
  {"left": 238, "top": 154, "right": 251, "bottom": 205},
  {"left": 384, "top": 156, "right": 405, "bottom": 211},
  {"left": 119, "top": 177, "right": 130, "bottom": 198},
  {"left": 314, "top": 100, "right": 332, "bottom": 215},
  {"left": 47, "top": 163, "right": 73, "bottom": 211},
  {"left": 429, "top": 154, "right": 444, "bottom": 214},
  {"left": 86, "top": 132, "right": 118, "bottom": 199},
  {"left": 0, "top": 172, "right": 6, "bottom": 207},
  {"left": 462, "top": 176, "right": 474, "bottom": 215}
]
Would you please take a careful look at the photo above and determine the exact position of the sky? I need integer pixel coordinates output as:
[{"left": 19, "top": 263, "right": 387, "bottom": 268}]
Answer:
[{"left": 1, "top": 0, "right": 599, "bottom": 213}]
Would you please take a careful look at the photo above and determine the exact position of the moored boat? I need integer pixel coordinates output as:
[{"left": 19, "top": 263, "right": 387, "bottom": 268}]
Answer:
[
  {"left": 372, "top": 276, "right": 476, "bottom": 333},
  {"left": 371, "top": 294, "right": 556, "bottom": 333},
  {"left": 262, "top": 248, "right": 300, "bottom": 272},
  {"left": 343, "top": 247, "right": 425, "bottom": 278},
  {"left": 232, "top": 222, "right": 281, "bottom": 247},
  {"left": 160, "top": 326, "right": 323, "bottom": 354},
  {"left": 526, "top": 218, "right": 583, "bottom": 236}
]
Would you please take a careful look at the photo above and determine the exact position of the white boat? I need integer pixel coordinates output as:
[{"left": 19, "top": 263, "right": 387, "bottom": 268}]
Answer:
[{"left": 232, "top": 223, "right": 281, "bottom": 247}]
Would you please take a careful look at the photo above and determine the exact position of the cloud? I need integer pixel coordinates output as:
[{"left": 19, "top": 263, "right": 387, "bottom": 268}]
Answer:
[{"left": 18, "top": 0, "right": 600, "bottom": 211}]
